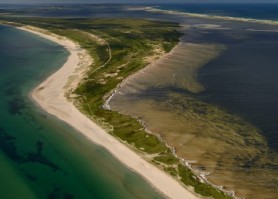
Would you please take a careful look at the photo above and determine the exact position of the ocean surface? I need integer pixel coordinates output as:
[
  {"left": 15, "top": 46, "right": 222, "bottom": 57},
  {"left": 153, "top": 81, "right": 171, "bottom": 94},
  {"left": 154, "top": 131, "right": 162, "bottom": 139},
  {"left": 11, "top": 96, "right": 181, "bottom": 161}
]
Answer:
[{"left": 0, "top": 25, "right": 163, "bottom": 199}]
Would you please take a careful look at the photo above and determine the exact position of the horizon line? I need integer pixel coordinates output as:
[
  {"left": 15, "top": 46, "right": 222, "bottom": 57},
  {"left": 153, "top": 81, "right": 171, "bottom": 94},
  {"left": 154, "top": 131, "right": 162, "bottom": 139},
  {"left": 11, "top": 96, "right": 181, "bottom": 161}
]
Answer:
[{"left": 1, "top": 2, "right": 278, "bottom": 5}]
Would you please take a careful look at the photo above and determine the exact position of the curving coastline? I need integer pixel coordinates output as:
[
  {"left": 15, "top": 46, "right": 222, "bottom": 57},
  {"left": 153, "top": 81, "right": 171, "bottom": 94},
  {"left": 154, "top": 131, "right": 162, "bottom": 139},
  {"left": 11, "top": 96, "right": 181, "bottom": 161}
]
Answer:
[{"left": 17, "top": 25, "right": 200, "bottom": 199}]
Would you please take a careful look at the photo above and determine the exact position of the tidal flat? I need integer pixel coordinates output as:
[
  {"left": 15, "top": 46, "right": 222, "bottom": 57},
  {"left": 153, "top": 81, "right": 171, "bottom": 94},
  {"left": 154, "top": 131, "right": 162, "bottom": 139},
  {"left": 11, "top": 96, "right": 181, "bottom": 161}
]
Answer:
[{"left": 109, "top": 21, "right": 278, "bottom": 199}]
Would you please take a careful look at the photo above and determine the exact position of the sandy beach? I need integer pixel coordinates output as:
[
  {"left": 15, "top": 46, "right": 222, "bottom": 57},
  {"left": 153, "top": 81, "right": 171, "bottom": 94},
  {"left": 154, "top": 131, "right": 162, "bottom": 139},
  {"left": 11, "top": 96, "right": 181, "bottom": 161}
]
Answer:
[{"left": 17, "top": 26, "right": 200, "bottom": 199}]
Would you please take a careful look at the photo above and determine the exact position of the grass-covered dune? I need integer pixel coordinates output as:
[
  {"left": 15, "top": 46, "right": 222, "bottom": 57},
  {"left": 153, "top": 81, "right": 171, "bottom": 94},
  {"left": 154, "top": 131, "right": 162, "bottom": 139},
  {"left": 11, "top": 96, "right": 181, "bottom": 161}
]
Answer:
[{"left": 1, "top": 17, "right": 232, "bottom": 199}]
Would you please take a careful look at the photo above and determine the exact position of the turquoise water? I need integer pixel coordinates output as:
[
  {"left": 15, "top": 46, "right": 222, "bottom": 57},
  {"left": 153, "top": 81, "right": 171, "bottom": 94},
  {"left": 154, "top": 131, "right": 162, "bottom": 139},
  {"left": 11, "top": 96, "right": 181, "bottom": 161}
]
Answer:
[{"left": 0, "top": 25, "right": 163, "bottom": 199}]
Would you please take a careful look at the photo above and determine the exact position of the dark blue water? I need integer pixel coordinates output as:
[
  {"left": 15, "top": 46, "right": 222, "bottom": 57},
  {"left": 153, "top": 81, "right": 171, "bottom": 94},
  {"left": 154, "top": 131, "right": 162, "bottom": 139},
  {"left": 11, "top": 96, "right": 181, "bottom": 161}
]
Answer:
[
  {"left": 153, "top": 3, "right": 278, "bottom": 151},
  {"left": 158, "top": 3, "right": 278, "bottom": 21},
  {"left": 197, "top": 33, "right": 278, "bottom": 151}
]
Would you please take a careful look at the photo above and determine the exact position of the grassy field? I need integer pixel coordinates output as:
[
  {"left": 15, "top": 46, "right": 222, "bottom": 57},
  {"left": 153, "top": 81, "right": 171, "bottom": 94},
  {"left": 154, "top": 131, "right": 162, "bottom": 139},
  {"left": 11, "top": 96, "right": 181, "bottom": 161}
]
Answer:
[{"left": 1, "top": 17, "right": 233, "bottom": 199}]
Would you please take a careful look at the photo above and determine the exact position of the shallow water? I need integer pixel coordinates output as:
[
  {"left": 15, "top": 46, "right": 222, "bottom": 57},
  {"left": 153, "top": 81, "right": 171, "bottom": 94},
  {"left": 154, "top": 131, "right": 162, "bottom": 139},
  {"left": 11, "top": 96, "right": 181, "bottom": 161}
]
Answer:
[
  {"left": 0, "top": 25, "right": 164, "bottom": 199},
  {"left": 109, "top": 21, "right": 278, "bottom": 198}
]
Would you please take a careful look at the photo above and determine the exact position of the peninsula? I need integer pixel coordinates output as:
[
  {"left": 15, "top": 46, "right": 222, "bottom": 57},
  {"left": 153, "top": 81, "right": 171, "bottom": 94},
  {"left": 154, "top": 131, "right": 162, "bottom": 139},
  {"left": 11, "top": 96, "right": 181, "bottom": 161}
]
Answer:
[{"left": 0, "top": 17, "right": 232, "bottom": 199}]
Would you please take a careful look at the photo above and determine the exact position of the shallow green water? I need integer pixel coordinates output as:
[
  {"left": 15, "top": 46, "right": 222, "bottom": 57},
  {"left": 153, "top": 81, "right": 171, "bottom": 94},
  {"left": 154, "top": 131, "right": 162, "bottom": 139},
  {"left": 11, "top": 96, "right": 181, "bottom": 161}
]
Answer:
[{"left": 0, "top": 25, "right": 163, "bottom": 199}]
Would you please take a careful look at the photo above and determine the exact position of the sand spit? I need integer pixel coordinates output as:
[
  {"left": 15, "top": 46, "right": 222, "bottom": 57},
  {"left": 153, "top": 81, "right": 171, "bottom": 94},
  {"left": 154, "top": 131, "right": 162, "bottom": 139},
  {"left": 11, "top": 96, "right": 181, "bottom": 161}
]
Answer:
[
  {"left": 16, "top": 25, "right": 200, "bottom": 199},
  {"left": 127, "top": 6, "right": 278, "bottom": 26}
]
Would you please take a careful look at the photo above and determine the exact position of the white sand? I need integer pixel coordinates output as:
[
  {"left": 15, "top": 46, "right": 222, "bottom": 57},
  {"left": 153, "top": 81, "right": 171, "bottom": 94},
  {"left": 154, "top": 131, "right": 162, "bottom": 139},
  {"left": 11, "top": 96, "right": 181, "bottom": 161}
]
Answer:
[{"left": 19, "top": 26, "right": 199, "bottom": 199}]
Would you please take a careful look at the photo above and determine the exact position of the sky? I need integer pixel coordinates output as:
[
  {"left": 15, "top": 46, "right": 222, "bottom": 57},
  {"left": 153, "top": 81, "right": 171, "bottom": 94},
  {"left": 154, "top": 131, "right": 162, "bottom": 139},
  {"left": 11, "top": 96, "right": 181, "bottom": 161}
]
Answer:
[{"left": 0, "top": 0, "right": 278, "bottom": 4}]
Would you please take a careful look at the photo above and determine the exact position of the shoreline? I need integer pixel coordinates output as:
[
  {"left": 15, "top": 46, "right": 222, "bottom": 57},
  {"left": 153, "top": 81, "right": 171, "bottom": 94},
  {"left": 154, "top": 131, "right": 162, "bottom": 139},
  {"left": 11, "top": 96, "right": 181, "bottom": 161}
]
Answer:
[
  {"left": 17, "top": 25, "right": 200, "bottom": 199},
  {"left": 103, "top": 43, "right": 181, "bottom": 110}
]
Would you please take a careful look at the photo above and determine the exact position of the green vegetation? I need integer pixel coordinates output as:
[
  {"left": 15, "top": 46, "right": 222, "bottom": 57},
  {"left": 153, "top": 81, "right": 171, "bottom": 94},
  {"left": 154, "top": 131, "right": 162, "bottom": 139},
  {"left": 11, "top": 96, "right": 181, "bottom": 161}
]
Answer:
[
  {"left": 178, "top": 164, "right": 232, "bottom": 199},
  {"left": 154, "top": 153, "right": 179, "bottom": 165},
  {"left": 0, "top": 17, "right": 233, "bottom": 199}
]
